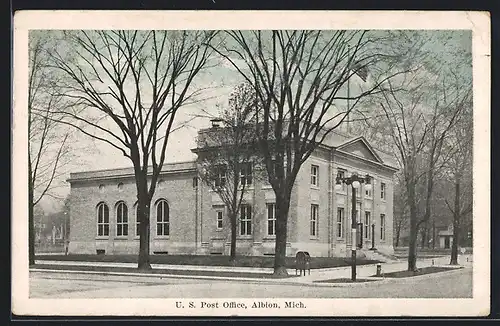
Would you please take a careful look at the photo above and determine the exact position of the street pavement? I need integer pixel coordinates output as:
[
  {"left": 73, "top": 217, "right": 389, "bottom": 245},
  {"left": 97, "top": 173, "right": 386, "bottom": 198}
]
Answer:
[
  {"left": 30, "top": 267, "right": 472, "bottom": 298},
  {"left": 29, "top": 254, "right": 473, "bottom": 298}
]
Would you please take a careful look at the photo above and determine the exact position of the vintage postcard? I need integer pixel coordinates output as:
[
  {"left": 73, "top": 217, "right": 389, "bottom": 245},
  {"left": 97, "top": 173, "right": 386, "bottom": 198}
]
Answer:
[{"left": 12, "top": 10, "right": 490, "bottom": 317}]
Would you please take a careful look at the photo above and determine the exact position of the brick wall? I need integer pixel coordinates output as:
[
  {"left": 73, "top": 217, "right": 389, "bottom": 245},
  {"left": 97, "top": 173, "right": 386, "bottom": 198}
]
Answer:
[
  {"left": 68, "top": 140, "right": 396, "bottom": 257},
  {"left": 69, "top": 170, "right": 199, "bottom": 255}
]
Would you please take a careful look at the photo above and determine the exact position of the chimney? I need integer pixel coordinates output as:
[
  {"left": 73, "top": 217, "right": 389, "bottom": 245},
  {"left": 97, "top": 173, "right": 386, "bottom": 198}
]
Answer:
[{"left": 210, "top": 118, "right": 223, "bottom": 129}]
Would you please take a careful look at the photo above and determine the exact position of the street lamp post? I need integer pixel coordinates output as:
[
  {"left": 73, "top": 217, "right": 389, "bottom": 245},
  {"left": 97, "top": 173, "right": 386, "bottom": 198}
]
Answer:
[{"left": 335, "top": 173, "right": 372, "bottom": 281}]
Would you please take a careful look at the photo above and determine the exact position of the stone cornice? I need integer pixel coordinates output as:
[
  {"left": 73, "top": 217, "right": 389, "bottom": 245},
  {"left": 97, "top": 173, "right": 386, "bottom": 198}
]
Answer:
[{"left": 67, "top": 161, "right": 197, "bottom": 183}]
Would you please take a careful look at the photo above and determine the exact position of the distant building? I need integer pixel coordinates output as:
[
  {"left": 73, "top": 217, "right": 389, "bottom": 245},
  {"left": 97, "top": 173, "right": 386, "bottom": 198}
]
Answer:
[
  {"left": 67, "top": 128, "right": 398, "bottom": 257},
  {"left": 437, "top": 225, "right": 454, "bottom": 249}
]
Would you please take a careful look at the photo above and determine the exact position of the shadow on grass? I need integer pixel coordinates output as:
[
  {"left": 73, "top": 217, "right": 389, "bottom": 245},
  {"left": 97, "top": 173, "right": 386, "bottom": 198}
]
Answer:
[
  {"left": 314, "top": 278, "right": 378, "bottom": 284},
  {"left": 31, "top": 264, "right": 298, "bottom": 279},
  {"left": 35, "top": 254, "right": 380, "bottom": 269},
  {"left": 376, "top": 266, "right": 462, "bottom": 278}
]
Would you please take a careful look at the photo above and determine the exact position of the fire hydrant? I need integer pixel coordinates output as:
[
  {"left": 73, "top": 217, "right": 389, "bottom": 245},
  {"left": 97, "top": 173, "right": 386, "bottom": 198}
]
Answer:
[{"left": 376, "top": 263, "right": 382, "bottom": 277}]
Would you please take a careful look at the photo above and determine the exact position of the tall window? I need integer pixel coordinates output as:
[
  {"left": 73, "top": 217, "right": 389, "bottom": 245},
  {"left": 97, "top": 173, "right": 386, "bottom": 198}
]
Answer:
[
  {"left": 214, "top": 165, "right": 226, "bottom": 188},
  {"left": 365, "top": 187, "right": 372, "bottom": 198},
  {"left": 337, "top": 169, "right": 346, "bottom": 191},
  {"left": 240, "top": 205, "right": 252, "bottom": 235},
  {"left": 337, "top": 207, "right": 344, "bottom": 238},
  {"left": 216, "top": 210, "right": 223, "bottom": 230},
  {"left": 156, "top": 199, "right": 170, "bottom": 236},
  {"left": 381, "top": 182, "right": 386, "bottom": 200},
  {"left": 311, "top": 165, "right": 319, "bottom": 186},
  {"left": 364, "top": 211, "right": 371, "bottom": 239},
  {"left": 380, "top": 214, "right": 386, "bottom": 240},
  {"left": 267, "top": 203, "right": 276, "bottom": 236},
  {"left": 97, "top": 203, "right": 110, "bottom": 236},
  {"left": 310, "top": 204, "right": 319, "bottom": 237},
  {"left": 240, "top": 162, "right": 253, "bottom": 186},
  {"left": 116, "top": 202, "right": 128, "bottom": 236},
  {"left": 135, "top": 205, "right": 140, "bottom": 236}
]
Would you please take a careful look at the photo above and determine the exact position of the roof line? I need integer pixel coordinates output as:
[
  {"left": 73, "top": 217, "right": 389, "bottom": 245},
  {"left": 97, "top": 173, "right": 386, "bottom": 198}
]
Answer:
[
  {"left": 336, "top": 136, "right": 384, "bottom": 164},
  {"left": 67, "top": 167, "right": 197, "bottom": 183},
  {"left": 70, "top": 159, "right": 197, "bottom": 175},
  {"left": 335, "top": 149, "right": 399, "bottom": 172}
]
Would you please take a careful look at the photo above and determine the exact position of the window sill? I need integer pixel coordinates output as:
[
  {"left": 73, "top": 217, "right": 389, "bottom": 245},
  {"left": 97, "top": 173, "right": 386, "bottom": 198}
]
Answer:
[
  {"left": 310, "top": 185, "right": 320, "bottom": 190},
  {"left": 261, "top": 184, "right": 273, "bottom": 190},
  {"left": 336, "top": 190, "right": 347, "bottom": 195},
  {"left": 114, "top": 237, "right": 129, "bottom": 240},
  {"left": 95, "top": 237, "right": 109, "bottom": 240},
  {"left": 154, "top": 236, "right": 170, "bottom": 240},
  {"left": 237, "top": 236, "right": 253, "bottom": 240},
  {"left": 211, "top": 186, "right": 255, "bottom": 192},
  {"left": 263, "top": 236, "right": 276, "bottom": 240},
  {"left": 309, "top": 237, "right": 319, "bottom": 240},
  {"left": 216, "top": 228, "right": 223, "bottom": 232},
  {"left": 336, "top": 238, "right": 345, "bottom": 241}
]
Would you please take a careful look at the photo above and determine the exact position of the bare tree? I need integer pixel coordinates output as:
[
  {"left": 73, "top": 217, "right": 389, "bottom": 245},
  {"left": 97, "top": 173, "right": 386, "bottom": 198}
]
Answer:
[
  {"left": 213, "top": 30, "right": 408, "bottom": 275},
  {"left": 28, "top": 32, "right": 73, "bottom": 265},
  {"left": 379, "top": 59, "right": 472, "bottom": 271},
  {"left": 194, "top": 83, "right": 261, "bottom": 261},
  {"left": 46, "top": 30, "right": 217, "bottom": 270},
  {"left": 443, "top": 110, "right": 473, "bottom": 264},
  {"left": 393, "top": 175, "right": 409, "bottom": 247}
]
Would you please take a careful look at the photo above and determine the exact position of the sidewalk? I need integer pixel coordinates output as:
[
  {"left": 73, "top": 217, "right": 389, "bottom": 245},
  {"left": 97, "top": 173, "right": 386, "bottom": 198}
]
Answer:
[
  {"left": 285, "top": 254, "right": 471, "bottom": 284},
  {"left": 31, "top": 254, "right": 472, "bottom": 287}
]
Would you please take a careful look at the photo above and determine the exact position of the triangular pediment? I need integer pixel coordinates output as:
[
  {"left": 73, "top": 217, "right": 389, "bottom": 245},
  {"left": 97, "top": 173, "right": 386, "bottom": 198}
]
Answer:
[{"left": 337, "top": 137, "right": 384, "bottom": 164}]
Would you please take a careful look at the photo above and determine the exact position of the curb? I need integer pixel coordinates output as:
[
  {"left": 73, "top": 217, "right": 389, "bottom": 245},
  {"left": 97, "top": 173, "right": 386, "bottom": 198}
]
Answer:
[
  {"left": 353, "top": 265, "right": 469, "bottom": 286},
  {"left": 30, "top": 267, "right": 386, "bottom": 289},
  {"left": 29, "top": 268, "right": 314, "bottom": 287},
  {"left": 35, "top": 260, "right": 299, "bottom": 274}
]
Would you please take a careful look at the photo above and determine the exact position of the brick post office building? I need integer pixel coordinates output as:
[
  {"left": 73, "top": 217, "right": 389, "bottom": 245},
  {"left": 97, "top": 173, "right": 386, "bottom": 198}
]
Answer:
[{"left": 67, "top": 127, "right": 398, "bottom": 258}]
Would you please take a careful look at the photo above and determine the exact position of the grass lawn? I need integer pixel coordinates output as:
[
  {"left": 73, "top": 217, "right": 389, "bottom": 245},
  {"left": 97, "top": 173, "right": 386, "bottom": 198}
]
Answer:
[
  {"left": 35, "top": 254, "right": 380, "bottom": 269},
  {"left": 376, "top": 266, "right": 462, "bottom": 278},
  {"left": 314, "top": 278, "right": 378, "bottom": 284},
  {"left": 32, "top": 264, "right": 297, "bottom": 279}
]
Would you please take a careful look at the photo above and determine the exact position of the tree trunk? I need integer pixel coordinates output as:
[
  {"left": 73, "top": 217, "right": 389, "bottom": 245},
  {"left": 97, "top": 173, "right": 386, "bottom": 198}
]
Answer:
[
  {"left": 136, "top": 172, "right": 152, "bottom": 270},
  {"left": 407, "top": 185, "right": 418, "bottom": 271},
  {"left": 395, "top": 222, "right": 401, "bottom": 247},
  {"left": 230, "top": 211, "right": 237, "bottom": 261},
  {"left": 432, "top": 221, "right": 436, "bottom": 249},
  {"left": 28, "top": 159, "right": 35, "bottom": 266},
  {"left": 420, "top": 225, "right": 427, "bottom": 249},
  {"left": 450, "top": 180, "right": 460, "bottom": 265},
  {"left": 274, "top": 192, "right": 291, "bottom": 276}
]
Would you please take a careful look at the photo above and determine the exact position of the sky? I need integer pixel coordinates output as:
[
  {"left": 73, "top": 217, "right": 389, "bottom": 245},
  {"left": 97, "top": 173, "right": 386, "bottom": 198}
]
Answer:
[{"left": 32, "top": 30, "right": 472, "bottom": 213}]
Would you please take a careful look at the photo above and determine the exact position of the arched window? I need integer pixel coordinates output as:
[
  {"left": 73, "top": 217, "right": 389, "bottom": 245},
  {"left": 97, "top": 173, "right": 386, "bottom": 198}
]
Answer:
[
  {"left": 97, "top": 202, "right": 109, "bottom": 236},
  {"left": 116, "top": 202, "right": 128, "bottom": 236},
  {"left": 156, "top": 199, "right": 169, "bottom": 236}
]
